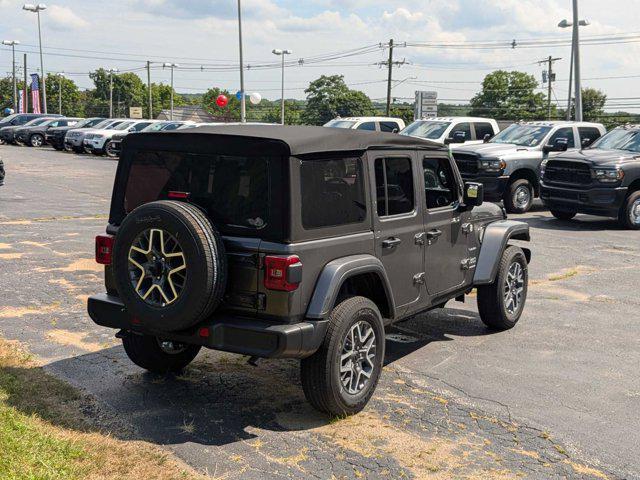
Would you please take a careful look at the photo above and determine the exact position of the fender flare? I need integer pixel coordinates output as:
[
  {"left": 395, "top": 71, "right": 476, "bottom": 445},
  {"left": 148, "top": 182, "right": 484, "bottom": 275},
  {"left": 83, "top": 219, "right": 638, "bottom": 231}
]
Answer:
[
  {"left": 473, "top": 220, "right": 531, "bottom": 285},
  {"left": 306, "top": 254, "right": 395, "bottom": 320}
]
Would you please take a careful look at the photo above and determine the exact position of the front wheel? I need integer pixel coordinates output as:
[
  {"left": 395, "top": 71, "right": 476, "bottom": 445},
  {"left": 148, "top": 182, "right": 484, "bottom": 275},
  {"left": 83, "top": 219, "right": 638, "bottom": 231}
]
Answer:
[
  {"left": 301, "top": 296, "right": 385, "bottom": 417},
  {"left": 550, "top": 209, "right": 577, "bottom": 221},
  {"left": 619, "top": 191, "right": 640, "bottom": 230},
  {"left": 105, "top": 142, "right": 119, "bottom": 158},
  {"left": 122, "top": 333, "right": 201, "bottom": 373},
  {"left": 29, "top": 133, "right": 44, "bottom": 147},
  {"left": 477, "top": 246, "right": 528, "bottom": 331},
  {"left": 504, "top": 179, "right": 534, "bottom": 214}
]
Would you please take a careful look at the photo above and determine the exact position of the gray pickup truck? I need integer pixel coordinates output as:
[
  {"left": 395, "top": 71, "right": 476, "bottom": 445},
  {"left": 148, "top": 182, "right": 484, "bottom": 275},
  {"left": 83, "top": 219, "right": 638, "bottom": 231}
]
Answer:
[{"left": 451, "top": 121, "right": 606, "bottom": 213}]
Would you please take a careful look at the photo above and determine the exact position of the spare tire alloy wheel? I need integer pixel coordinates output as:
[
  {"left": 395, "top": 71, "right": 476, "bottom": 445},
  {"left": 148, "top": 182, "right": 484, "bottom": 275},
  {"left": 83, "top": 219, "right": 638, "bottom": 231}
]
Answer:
[
  {"left": 128, "top": 228, "right": 187, "bottom": 307},
  {"left": 30, "top": 134, "right": 44, "bottom": 147}
]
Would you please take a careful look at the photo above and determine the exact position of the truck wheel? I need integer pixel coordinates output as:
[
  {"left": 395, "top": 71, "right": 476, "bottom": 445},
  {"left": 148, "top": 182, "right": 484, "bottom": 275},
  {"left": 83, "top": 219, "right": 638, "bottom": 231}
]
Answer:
[
  {"left": 550, "top": 209, "right": 576, "bottom": 221},
  {"left": 122, "top": 333, "right": 201, "bottom": 373},
  {"left": 477, "top": 246, "right": 528, "bottom": 331},
  {"left": 619, "top": 190, "right": 640, "bottom": 230},
  {"left": 504, "top": 179, "right": 534, "bottom": 214},
  {"left": 301, "top": 296, "right": 385, "bottom": 417},
  {"left": 29, "top": 134, "right": 44, "bottom": 147},
  {"left": 113, "top": 200, "right": 227, "bottom": 332}
]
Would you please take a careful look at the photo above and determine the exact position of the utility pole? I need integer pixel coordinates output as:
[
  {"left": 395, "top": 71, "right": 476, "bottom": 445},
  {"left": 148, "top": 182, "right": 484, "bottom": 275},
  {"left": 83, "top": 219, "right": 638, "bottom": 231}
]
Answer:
[
  {"left": 23, "top": 53, "right": 28, "bottom": 113},
  {"left": 146, "top": 61, "right": 152, "bottom": 119},
  {"left": 566, "top": 41, "right": 574, "bottom": 120},
  {"left": 163, "top": 63, "right": 178, "bottom": 120},
  {"left": 237, "top": 0, "right": 246, "bottom": 123},
  {"left": 108, "top": 68, "right": 118, "bottom": 118},
  {"left": 2, "top": 41, "right": 20, "bottom": 112},
  {"left": 572, "top": 0, "right": 583, "bottom": 121},
  {"left": 379, "top": 40, "right": 406, "bottom": 116},
  {"left": 58, "top": 72, "right": 64, "bottom": 114},
  {"left": 538, "top": 56, "right": 561, "bottom": 120}
]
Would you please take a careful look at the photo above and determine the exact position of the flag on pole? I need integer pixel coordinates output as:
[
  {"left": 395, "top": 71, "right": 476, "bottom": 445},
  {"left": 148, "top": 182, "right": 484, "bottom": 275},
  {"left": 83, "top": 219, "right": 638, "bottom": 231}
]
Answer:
[
  {"left": 30, "top": 73, "right": 41, "bottom": 114},
  {"left": 18, "top": 90, "right": 25, "bottom": 113}
]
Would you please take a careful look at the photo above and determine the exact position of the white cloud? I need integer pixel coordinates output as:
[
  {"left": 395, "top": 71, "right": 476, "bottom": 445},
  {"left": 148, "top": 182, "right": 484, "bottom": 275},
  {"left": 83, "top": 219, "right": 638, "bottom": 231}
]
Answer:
[{"left": 47, "top": 5, "right": 90, "bottom": 30}]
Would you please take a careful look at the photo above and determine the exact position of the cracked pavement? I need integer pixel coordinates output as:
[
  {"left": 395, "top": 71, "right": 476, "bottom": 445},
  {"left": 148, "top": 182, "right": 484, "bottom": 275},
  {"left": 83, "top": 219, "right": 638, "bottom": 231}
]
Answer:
[{"left": 1, "top": 146, "right": 638, "bottom": 479}]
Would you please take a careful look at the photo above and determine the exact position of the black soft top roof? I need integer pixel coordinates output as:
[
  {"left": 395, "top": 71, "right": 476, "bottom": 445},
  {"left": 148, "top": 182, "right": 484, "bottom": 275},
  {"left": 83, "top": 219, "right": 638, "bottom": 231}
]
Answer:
[{"left": 122, "top": 124, "right": 442, "bottom": 157}]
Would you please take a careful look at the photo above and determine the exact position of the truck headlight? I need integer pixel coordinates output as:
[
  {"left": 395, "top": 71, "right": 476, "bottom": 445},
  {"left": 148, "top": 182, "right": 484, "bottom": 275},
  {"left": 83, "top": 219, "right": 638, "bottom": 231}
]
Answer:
[
  {"left": 479, "top": 159, "right": 506, "bottom": 173},
  {"left": 592, "top": 168, "right": 624, "bottom": 183}
]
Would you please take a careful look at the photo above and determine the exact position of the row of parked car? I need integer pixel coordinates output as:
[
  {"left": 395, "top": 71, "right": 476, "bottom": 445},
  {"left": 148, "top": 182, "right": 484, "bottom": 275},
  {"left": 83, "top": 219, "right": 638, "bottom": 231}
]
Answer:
[
  {"left": 1, "top": 112, "right": 639, "bottom": 229},
  {"left": 325, "top": 115, "right": 640, "bottom": 229}
]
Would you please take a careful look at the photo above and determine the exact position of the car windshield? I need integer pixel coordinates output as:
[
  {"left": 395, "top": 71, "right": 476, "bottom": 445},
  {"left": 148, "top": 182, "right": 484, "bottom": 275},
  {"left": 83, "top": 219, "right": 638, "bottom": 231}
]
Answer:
[
  {"left": 23, "top": 118, "right": 50, "bottom": 127},
  {"left": 0, "top": 114, "right": 19, "bottom": 125},
  {"left": 71, "top": 118, "right": 93, "bottom": 128},
  {"left": 40, "top": 119, "right": 58, "bottom": 127},
  {"left": 114, "top": 121, "right": 135, "bottom": 131},
  {"left": 400, "top": 121, "right": 450, "bottom": 140},
  {"left": 490, "top": 124, "right": 552, "bottom": 147},
  {"left": 590, "top": 128, "right": 640, "bottom": 152},
  {"left": 324, "top": 120, "right": 357, "bottom": 129},
  {"left": 142, "top": 123, "right": 168, "bottom": 132},
  {"left": 161, "top": 123, "right": 184, "bottom": 131},
  {"left": 105, "top": 121, "right": 125, "bottom": 130}
]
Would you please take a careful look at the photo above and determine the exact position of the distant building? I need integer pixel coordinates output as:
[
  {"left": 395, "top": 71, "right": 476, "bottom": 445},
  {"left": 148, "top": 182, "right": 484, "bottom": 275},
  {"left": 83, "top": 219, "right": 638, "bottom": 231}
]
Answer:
[{"left": 157, "top": 106, "right": 216, "bottom": 122}]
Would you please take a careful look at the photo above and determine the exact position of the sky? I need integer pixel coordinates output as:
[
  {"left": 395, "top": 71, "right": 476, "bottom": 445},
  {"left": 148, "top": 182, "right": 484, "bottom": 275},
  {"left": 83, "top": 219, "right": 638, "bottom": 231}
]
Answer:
[{"left": 1, "top": 0, "right": 640, "bottom": 112}]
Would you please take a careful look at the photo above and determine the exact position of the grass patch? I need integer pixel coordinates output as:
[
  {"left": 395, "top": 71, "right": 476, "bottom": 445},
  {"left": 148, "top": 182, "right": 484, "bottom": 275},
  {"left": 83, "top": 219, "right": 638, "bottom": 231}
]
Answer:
[
  {"left": 0, "top": 338, "right": 203, "bottom": 480},
  {"left": 548, "top": 269, "right": 579, "bottom": 282}
]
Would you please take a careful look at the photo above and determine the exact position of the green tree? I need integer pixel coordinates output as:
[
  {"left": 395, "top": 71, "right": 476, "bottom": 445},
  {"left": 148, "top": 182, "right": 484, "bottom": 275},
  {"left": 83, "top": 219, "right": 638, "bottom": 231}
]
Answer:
[
  {"left": 90, "top": 69, "right": 146, "bottom": 115},
  {"left": 201, "top": 87, "right": 241, "bottom": 121},
  {"left": 0, "top": 76, "right": 27, "bottom": 113},
  {"left": 582, "top": 88, "right": 607, "bottom": 122},
  {"left": 150, "top": 83, "right": 184, "bottom": 118},
  {"left": 263, "top": 101, "right": 302, "bottom": 125},
  {"left": 302, "top": 75, "right": 374, "bottom": 125},
  {"left": 470, "top": 70, "right": 547, "bottom": 120},
  {"left": 44, "top": 74, "right": 83, "bottom": 116}
]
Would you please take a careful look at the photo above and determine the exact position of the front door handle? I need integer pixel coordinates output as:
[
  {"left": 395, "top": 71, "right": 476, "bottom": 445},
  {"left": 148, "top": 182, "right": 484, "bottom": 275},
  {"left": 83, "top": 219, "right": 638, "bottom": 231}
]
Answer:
[
  {"left": 426, "top": 229, "right": 442, "bottom": 240},
  {"left": 382, "top": 237, "right": 402, "bottom": 249}
]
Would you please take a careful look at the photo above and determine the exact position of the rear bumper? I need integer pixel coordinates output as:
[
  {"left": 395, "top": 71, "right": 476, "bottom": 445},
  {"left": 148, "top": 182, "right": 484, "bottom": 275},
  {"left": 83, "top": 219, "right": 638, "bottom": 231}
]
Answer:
[
  {"left": 540, "top": 181, "right": 627, "bottom": 217},
  {"left": 462, "top": 174, "right": 509, "bottom": 201},
  {"left": 88, "top": 293, "right": 328, "bottom": 359}
]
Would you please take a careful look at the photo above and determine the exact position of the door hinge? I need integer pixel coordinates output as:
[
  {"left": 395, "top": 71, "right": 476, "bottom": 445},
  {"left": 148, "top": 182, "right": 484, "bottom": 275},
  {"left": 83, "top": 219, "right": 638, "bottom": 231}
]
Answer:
[
  {"left": 461, "top": 257, "right": 477, "bottom": 270},
  {"left": 462, "top": 223, "right": 474, "bottom": 234},
  {"left": 413, "top": 272, "right": 426, "bottom": 285},
  {"left": 414, "top": 232, "right": 426, "bottom": 246}
]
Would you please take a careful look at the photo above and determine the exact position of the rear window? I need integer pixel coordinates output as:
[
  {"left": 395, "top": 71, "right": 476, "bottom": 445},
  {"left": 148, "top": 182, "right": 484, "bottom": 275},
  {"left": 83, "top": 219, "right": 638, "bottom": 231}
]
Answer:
[
  {"left": 125, "top": 151, "right": 276, "bottom": 235},
  {"left": 300, "top": 157, "right": 366, "bottom": 229}
]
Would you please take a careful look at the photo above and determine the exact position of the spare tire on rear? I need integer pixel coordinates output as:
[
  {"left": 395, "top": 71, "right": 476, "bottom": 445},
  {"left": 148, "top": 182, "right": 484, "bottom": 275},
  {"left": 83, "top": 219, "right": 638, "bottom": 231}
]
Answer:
[{"left": 112, "top": 200, "right": 227, "bottom": 332}]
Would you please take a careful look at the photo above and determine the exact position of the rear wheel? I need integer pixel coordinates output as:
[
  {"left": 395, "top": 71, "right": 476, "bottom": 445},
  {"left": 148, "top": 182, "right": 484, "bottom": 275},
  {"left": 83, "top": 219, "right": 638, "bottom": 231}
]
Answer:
[
  {"left": 122, "top": 333, "right": 201, "bottom": 373},
  {"left": 105, "top": 142, "right": 119, "bottom": 158},
  {"left": 477, "top": 246, "right": 528, "bottom": 331},
  {"left": 619, "top": 190, "right": 640, "bottom": 230},
  {"left": 301, "top": 296, "right": 385, "bottom": 416},
  {"left": 29, "top": 133, "right": 44, "bottom": 147},
  {"left": 504, "top": 179, "right": 534, "bottom": 214},
  {"left": 550, "top": 209, "right": 577, "bottom": 221}
]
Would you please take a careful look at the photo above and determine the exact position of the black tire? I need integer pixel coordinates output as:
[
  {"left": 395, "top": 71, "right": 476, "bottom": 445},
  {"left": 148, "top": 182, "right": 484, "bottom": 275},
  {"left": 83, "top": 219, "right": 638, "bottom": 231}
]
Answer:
[
  {"left": 105, "top": 142, "right": 119, "bottom": 159},
  {"left": 122, "top": 333, "right": 201, "bottom": 373},
  {"left": 53, "top": 144, "right": 64, "bottom": 151},
  {"left": 504, "top": 179, "right": 534, "bottom": 214},
  {"left": 618, "top": 190, "right": 640, "bottom": 230},
  {"left": 29, "top": 133, "right": 44, "bottom": 147},
  {"left": 477, "top": 246, "right": 528, "bottom": 331},
  {"left": 113, "top": 200, "right": 227, "bottom": 332},
  {"left": 301, "top": 296, "right": 385, "bottom": 417},
  {"left": 550, "top": 209, "right": 577, "bottom": 221}
]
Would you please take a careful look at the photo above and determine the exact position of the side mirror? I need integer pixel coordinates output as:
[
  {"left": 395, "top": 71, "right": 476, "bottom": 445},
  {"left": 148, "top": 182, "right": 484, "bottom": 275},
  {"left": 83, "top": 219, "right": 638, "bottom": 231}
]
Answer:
[
  {"left": 483, "top": 133, "right": 493, "bottom": 143},
  {"left": 463, "top": 182, "right": 484, "bottom": 209},
  {"left": 445, "top": 131, "right": 466, "bottom": 145},
  {"left": 581, "top": 137, "right": 593, "bottom": 148},
  {"left": 392, "top": 128, "right": 399, "bottom": 134},
  {"left": 128, "top": 127, "right": 136, "bottom": 132},
  {"left": 543, "top": 137, "right": 569, "bottom": 153}
]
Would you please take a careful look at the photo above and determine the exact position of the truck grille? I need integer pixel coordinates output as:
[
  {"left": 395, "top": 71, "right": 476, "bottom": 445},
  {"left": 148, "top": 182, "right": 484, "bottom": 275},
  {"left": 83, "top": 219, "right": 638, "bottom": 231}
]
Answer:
[
  {"left": 452, "top": 153, "right": 479, "bottom": 175},
  {"left": 544, "top": 160, "right": 592, "bottom": 186}
]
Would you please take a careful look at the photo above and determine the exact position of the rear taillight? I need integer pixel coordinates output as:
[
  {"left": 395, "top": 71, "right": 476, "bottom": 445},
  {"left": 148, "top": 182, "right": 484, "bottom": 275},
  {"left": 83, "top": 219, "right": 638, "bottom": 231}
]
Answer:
[
  {"left": 95, "top": 235, "right": 115, "bottom": 265},
  {"left": 168, "top": 191, "right": 190, "bottom": 200},
  {"left": 264, "top": 255, "right": 302, "bottom": 292}
]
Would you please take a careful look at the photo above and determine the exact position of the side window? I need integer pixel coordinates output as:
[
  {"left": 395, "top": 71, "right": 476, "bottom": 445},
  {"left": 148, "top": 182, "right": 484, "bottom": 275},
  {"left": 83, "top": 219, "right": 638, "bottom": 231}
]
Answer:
[
  {"left": 300, "top": 157, "right": 366, "bottom": 229},
  {"left": 451, "top": 122, "right": 472, "bottom": 141},
  {"left": 474, "top": 122, "right": 494, "bottom": 140},
  {"left": 133, "top": 122, "right": 151, "bottom": 131},
  {"left": 380, "top": 121, "right": 399, "bottom": 133},
  {"left": 549, "top": 127, "right": 575, "bottom": 148},
  {"left": 578, "top": 127, "right": 602, "bottom": 148},
  {"left": 357, "top": 122, "right": 376, "bottom": 131},
  {"left": 423, "top": 157, "right": 459, "bottom": 209},
  {"left": 375, "top": 157, "right": 415, "bottom": 217}
]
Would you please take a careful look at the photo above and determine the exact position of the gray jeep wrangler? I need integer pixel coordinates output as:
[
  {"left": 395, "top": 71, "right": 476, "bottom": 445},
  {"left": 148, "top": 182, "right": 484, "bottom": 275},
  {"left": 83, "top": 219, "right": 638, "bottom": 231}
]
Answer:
[{"left": 88, "top": 125, "right": 531, "bottom": 416}]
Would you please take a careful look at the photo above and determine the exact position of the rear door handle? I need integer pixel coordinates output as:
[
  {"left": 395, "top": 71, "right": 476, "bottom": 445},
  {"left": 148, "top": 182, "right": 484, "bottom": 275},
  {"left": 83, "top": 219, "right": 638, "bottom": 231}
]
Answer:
[
  {"left": 426, "top": 230, "right": 442, "bottom": 240},
  {"left": 382, "top": 237, "right": 402, "bottom": 249}
]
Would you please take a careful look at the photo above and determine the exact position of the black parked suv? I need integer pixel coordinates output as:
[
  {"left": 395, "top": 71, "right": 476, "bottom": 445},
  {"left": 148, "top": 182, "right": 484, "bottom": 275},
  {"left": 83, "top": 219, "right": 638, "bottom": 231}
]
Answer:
[
  {"left": 46, "top": 117, "right": 105, "bottom": 150},
  {"left": 0, "top": 113, "right": 62, "bottom": 144},
  {"left": 15, "top": 117, "right": 81, "bottom": 147},
  {"left": 541, "top": 125, "right": 640, "bottom": 229},
  {"left": 88, "top": 126, "right": 531, "bottom": 415}
]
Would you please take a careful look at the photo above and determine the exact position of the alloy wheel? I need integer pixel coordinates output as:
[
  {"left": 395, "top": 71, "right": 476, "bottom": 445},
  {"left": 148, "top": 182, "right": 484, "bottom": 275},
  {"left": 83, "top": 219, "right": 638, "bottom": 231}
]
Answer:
[
  {"left": 340, "top": 320, "right": 377, "bottom": 395},
  {"left": 128, "top": 228, "right": 187, "bottom": 307},
  {"left": 31, "top": 135, "right": 43, "bottom": 147},
  {"left": 514, "top": 185, "right": 531, "bottom": 210},
  {"left": 503, "top": 261, "right": 525, "bottom": 315},
  {"left": 629, "top": 199, "right": 640, "bottom": 226}
]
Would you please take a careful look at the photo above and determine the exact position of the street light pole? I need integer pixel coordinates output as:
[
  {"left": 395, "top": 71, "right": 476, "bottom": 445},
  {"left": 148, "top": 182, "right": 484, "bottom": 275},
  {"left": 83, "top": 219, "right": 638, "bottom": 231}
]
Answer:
[
  {"left": 558, "top": 14, "right": 589, "bottom": 121},
  {"left": 23, "top": 4, "right": 48, "bottom": 114},
  {"left": 237, "top": 0, "right": 246, "bottom": 123},
  {"left": 108, "top": 68, "right": 118, "bottom": 118},
  {"left": 58, "top": 72, "right": 64, "bottom": 114},
  {"left": 163, "top": 63, "right": 179, "bottom": 120},
  {"left": 272, "top": 49, "right": 292, "bottom": 125},
  {"left": 2, "top": 40, "right": 20, "bottom": 112}
]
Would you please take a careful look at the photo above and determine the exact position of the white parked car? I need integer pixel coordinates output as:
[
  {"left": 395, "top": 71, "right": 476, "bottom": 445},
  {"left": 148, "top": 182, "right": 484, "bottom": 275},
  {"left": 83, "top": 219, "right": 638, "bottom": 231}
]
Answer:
[
  {"left": 83, "top": 120, "right": 161, "bottom": 155},
  {"left": 400, "top": 117, "right": 500, "bottom": 146},
  {"left": 64, "top": 119, "right": 127, "bottom": 153},
  {"left": 324, "top": 117, "right": 406, "bottom": 133}
]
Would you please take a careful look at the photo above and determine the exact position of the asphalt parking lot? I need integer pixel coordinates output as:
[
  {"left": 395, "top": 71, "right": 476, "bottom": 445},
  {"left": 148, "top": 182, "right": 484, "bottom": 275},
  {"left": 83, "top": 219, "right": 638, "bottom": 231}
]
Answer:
[{"left": 0, "top": 145, "right": 638, "bottom": 480}]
